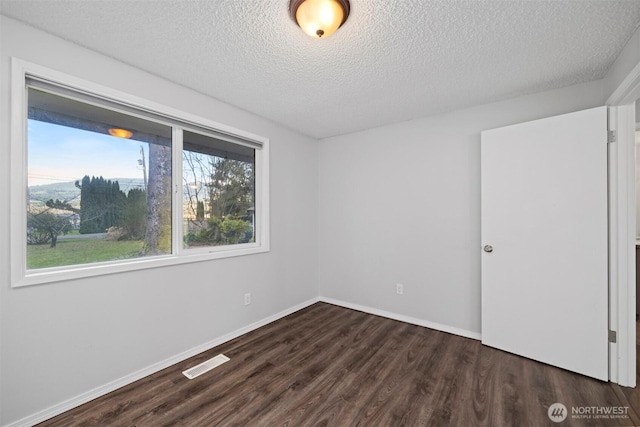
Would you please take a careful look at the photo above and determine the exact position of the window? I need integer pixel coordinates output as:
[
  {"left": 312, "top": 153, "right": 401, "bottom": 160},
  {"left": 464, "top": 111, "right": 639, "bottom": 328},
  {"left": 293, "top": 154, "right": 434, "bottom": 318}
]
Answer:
[
  {"left": 182, "top": 130, "right": 256, "bottom": 249},
  {"left": 11, "top": 59, "right": 269, "bottom": 286}
]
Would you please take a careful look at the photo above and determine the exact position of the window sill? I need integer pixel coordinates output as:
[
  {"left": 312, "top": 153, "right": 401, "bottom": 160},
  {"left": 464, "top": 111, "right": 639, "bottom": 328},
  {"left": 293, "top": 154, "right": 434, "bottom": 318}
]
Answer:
[{"left": 14, "top": 244, "right": 269, "bottom": 288}]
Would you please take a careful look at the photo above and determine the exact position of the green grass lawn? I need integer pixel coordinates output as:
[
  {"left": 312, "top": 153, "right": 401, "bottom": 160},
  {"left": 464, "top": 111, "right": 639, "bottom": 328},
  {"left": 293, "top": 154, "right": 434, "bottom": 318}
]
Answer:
[{"left": 27, "top": 239, "right": 145, "bottom": 269}]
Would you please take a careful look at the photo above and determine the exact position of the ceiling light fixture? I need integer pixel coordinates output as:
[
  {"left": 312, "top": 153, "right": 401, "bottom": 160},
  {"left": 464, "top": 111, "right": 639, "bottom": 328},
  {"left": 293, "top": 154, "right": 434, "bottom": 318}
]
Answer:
[
  {"left": 290, "top": 0, "right": 350, "bottom": 39},
  {"left": 108, "top": 128, "right": 133, "bottom": 139}
]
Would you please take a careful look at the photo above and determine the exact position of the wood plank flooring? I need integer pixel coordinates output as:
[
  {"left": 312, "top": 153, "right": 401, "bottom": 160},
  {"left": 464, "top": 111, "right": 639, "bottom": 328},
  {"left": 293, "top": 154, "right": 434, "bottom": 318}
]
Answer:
[{"left": 37, "top": 303, "right": 640, "bottom": 426}]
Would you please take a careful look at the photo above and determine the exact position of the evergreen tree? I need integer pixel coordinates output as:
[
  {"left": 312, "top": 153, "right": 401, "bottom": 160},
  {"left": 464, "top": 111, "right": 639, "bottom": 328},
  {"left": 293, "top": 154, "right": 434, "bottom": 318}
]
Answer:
[
  {"left": 196, "top": 200, "right": 205, "bottom": 221},
  {"left": 123, "top": 188, "right": 147, "bottom": 239},
  {"left": 77, "top": 175, "right": 127, "bottom": 233},
  {"left": 208, "top": 158, "right": 254, "bottom": 218}
]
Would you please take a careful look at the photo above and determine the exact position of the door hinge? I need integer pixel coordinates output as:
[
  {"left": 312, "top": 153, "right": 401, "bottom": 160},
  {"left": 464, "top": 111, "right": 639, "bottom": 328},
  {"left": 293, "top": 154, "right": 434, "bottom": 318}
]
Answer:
[
  {"left": 608, "top": 130, "right": 617, "bottom": 143},
  {"left": 608, "top": 330, "right": 617, "bottom": 343}
]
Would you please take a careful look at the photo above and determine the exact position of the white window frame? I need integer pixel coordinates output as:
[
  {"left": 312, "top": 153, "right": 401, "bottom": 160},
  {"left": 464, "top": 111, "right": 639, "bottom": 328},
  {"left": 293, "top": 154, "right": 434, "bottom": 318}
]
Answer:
[{"left": 10, "top": 58, "right": 270, "bottom": 287}]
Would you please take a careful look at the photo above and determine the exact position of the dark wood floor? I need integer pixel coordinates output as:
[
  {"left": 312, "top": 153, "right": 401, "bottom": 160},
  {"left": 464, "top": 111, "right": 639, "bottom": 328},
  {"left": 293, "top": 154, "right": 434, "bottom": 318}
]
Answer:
[{"left": 38, "top": 303, "right": 639, "bottom": 426}]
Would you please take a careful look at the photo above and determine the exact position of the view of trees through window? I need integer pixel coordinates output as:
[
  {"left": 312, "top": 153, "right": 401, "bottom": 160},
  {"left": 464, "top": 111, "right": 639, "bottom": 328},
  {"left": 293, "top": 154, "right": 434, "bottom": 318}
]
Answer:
[
  {"left": 182, "top": 131, "right": 255, "bottom": 248},
  {"left": 26, "top": 88, "right": 256, "bottom": 270}
]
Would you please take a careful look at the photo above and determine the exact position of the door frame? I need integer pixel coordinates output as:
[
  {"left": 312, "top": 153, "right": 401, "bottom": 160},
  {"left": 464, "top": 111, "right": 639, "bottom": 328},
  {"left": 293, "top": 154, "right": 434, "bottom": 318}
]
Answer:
[{"left": 607, "top": 61, "right": 640, "bottom": 387}]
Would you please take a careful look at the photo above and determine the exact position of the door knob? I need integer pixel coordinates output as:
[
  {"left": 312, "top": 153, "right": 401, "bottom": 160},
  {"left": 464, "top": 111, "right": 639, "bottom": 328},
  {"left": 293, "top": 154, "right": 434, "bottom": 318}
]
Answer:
[{"left": 483, "top": 245, "right": 493, "bottom": 253}]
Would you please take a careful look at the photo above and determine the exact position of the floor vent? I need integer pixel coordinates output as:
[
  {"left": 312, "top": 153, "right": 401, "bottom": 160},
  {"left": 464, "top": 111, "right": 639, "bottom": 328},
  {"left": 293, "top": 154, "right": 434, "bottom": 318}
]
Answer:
[{"left": 182, "top": 354, "right": 230, "bottom": 379}]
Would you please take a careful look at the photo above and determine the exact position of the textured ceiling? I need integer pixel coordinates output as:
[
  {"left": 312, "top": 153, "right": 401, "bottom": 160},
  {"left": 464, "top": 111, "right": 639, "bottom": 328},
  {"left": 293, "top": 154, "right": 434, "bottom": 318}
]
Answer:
[{"left": 2, "top": 0, "right": 640, "bottom": 139}]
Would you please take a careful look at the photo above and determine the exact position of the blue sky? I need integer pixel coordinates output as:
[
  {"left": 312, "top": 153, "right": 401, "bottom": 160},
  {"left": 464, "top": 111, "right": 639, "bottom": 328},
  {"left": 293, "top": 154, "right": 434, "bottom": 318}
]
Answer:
[{"left": 28, "top": 120, "right": 148, "bottom": 187}]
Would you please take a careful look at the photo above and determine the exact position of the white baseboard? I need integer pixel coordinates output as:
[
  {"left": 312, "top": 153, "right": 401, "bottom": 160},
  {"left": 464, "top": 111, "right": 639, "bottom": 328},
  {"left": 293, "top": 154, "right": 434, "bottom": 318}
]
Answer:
[
  {"left": 5, "top": 296, "right": 481, "bottom": 427},
  {"left": 4, "top": 297, "right": 321, "bottom": 427},
  {"left": 318, "top": 297, "right": 482, "bottom": 341}
]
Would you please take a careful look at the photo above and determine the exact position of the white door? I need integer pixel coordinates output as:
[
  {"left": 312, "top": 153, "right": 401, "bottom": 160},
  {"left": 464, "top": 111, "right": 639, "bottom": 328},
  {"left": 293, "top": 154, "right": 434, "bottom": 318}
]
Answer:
[{"left": 481, "top": 106, "right": 609, "bottom": 381}]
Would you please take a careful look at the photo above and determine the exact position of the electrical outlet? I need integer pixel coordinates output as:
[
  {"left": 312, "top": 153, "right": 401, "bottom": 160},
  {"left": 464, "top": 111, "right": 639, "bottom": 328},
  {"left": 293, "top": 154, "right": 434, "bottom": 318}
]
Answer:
[
  {"left": 244, "top": 292, "right": 251, "bottom": 305},
  {"left": 396, "top": 283, "right": 403, "bottom": 295}
]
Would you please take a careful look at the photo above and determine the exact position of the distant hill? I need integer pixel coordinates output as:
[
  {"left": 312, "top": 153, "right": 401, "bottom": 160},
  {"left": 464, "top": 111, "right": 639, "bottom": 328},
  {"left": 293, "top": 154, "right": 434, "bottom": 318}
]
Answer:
[{"left": 29, "top": 178, "right": 145, "bottom": 205}]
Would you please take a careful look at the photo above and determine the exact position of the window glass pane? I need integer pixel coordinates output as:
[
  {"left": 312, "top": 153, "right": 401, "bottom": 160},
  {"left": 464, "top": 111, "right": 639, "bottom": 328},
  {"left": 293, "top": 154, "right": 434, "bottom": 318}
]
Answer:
[
  {"left": 26, "top": 88, "right": 172, "bottom": 269},
  {"left": 182, "top": 130, "right": 255, "bottom": 248}
]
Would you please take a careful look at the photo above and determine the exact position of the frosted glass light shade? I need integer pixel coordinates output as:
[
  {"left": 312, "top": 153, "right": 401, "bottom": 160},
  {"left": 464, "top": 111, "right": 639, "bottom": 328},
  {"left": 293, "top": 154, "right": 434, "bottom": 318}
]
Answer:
[
  {"left": 108, "top": 128, "right": 133, "bottom": 139},
  {"left": 291, "top": 0, "right": 350, "bottom": 39}
]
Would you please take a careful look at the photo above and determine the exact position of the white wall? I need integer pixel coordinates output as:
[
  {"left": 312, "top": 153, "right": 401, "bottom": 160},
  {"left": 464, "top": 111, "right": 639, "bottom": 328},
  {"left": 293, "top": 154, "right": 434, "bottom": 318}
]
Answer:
[
  {"left": 0, "top": 16, "right": 319, "bottom": 426},
  {"left": 318, "top": 80, "right": 605, "bottom": 336}
]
